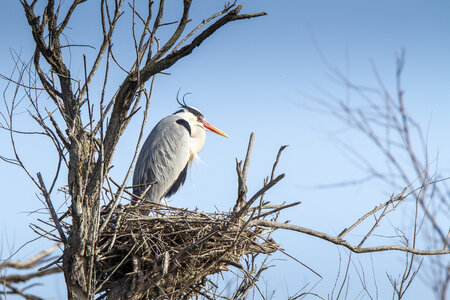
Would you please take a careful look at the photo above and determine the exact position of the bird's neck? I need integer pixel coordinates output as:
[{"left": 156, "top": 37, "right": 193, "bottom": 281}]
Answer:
[{"left": 189, "top": 126, "right": 206, "bottom": 161}]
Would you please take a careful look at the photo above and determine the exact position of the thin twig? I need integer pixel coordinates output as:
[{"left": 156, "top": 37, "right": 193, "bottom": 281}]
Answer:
[
  {"left": 37, "top": 172, "right": 67, "bottom": 243},
  {"left": 251, "top": 220, "right": 450, "bottom": 256}
]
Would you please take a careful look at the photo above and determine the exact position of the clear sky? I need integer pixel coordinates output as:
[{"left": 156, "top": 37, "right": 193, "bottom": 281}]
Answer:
[{"left": 1, "top": 1, "right": 449, "bottom": 299}]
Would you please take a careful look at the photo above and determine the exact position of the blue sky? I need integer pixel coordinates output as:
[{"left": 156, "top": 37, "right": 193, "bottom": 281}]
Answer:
[{"left": 1, "top": 1, "right": 449, "bottom": 299}]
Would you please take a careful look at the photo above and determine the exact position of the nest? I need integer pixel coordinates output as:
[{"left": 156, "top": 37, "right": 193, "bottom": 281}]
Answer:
[{"left": 95, "top": 203, "right": 281, "bottom": 299}]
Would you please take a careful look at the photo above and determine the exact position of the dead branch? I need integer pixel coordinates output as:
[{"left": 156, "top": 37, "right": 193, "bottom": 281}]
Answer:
[
  {"left": 1, "top": 282, "right": 43, "bottom": 300},
  {"left": 0, "top": 243, "right": 62, "bottom": 300},
  {"left": 37, "top": 172, "right": 67, "bottom": 243},
  {"left": 250, "top": 220, "right": 450, "bottom": 256},
  {"left": 0, "top": 243, "right": 61, "bottom": 270},
  {"left": 1, "top": 267, "right": 61, "bottom": 283}
]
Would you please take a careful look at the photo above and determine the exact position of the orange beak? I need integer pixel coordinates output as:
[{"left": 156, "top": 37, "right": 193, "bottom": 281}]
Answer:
[{"left": 201, "top": 119, "right": 229, "bottom": 138}]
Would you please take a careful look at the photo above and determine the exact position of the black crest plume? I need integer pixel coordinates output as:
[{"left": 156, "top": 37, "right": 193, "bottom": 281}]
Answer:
[
  {"left": 175, "top": 89, "right": 204, "bottom": 118},
  {"left": 176, "top": 89, "right": 192, "bottom": 109}
]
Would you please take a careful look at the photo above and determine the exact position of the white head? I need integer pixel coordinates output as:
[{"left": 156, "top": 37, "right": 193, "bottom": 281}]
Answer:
[{"left": 174, "top": 98, "right": 229, "bottom": 161}]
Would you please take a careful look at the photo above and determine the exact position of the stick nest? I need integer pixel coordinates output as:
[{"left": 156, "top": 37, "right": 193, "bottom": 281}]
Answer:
[{"left": 95, "top": 203, "right": 280, "bottom": 299}]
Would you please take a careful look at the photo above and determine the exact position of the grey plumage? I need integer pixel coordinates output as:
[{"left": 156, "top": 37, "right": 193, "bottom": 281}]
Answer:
[
  {"left": 133, "top": 114, "right": 192, "bottom": 203},
  {"left": 132, "top": 104, "right": 228, "bottom": 205}
]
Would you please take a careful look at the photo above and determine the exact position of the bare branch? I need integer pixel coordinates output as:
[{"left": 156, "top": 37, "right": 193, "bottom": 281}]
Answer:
[
  {"left": 78, "top": 0, "right": 124, "bottom": 101},
  {"left": 338, "top": 188, "right": 407, "bottom": 239},
  {"left": 55, "top": 0, "right": 87, "bottom": 37},
  {"left": 0, "top": 243, "right": 61, "bottom": 270},
  {"left": 37, "top": 172, "right": 67, "bottom": 243},
  {"left": 1, "top": 282, "right": 43, "bottom": 300},
  {"left": 242, "top": 132, "right": 255, "bottom": 181},
  {"left": 1, "top": 267, "right": 61, "bottom": 283},
  {"left": 251, "top": 220, "right": 450, "bottom": 256}
]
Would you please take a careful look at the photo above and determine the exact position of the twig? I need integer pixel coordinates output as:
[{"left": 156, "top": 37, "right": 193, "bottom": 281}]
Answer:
[
  {"left": 0, "top": 243, "right": 61, "bottom": 270},
  {"left": 242, "top": 132, "right": 254, "bottom": 180},
  {"left": 36, "top": 173, "right": 67, "bottom": 243},
  {"left": 233, "top": 133, "right": 254, "bottom": 212},
  {"left": 252, "top": 201, "right": 301, "bottom": 220},
  {"left": 251, "top": 220, "right": 450, "bottom": 256},
  {"left": 232, "top": 174, "right": 285, "bottom": 222},
  {"left": 271, "top": 145, "right": 288, "bottom": 181},
  {"left": 338, "top": 188, "right": 406, "bottom": 239},
  {"left": 1, "top": 267, "right": 61, "bottom": 283},
  {"left": 1, "top": 282, "right": 43, "bottom": 300}
]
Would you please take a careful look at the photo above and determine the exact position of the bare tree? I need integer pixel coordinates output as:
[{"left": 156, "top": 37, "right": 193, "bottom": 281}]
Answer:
[
  {"left": 1, "top": 1, "right": 267, "bottom": 298},
  {"left": 302, "top": 50, "right": 450, "bottom": 299},
  {"left": 0, "top": 1, "right": 449, "bottom": 300}
]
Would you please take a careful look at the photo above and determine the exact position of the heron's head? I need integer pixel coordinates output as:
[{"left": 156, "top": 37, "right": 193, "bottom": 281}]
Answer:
[{"left": 174, "top": 95, "right": 229, "bottom": 138}]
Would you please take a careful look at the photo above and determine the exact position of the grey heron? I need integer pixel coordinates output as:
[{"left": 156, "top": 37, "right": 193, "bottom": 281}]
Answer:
[{"left": 132, "top": 98, "right": 229, "bottom": 205}]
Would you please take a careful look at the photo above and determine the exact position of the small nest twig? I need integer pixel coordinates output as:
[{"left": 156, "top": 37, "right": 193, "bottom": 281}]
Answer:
[{"left": 95, "top": 203, "right": 281, "bottom": 299}]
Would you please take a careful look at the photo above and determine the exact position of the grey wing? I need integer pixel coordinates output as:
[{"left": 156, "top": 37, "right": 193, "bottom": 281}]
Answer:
[{"left": 133, "top": 115, "right": 191, "bottom": 203}]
